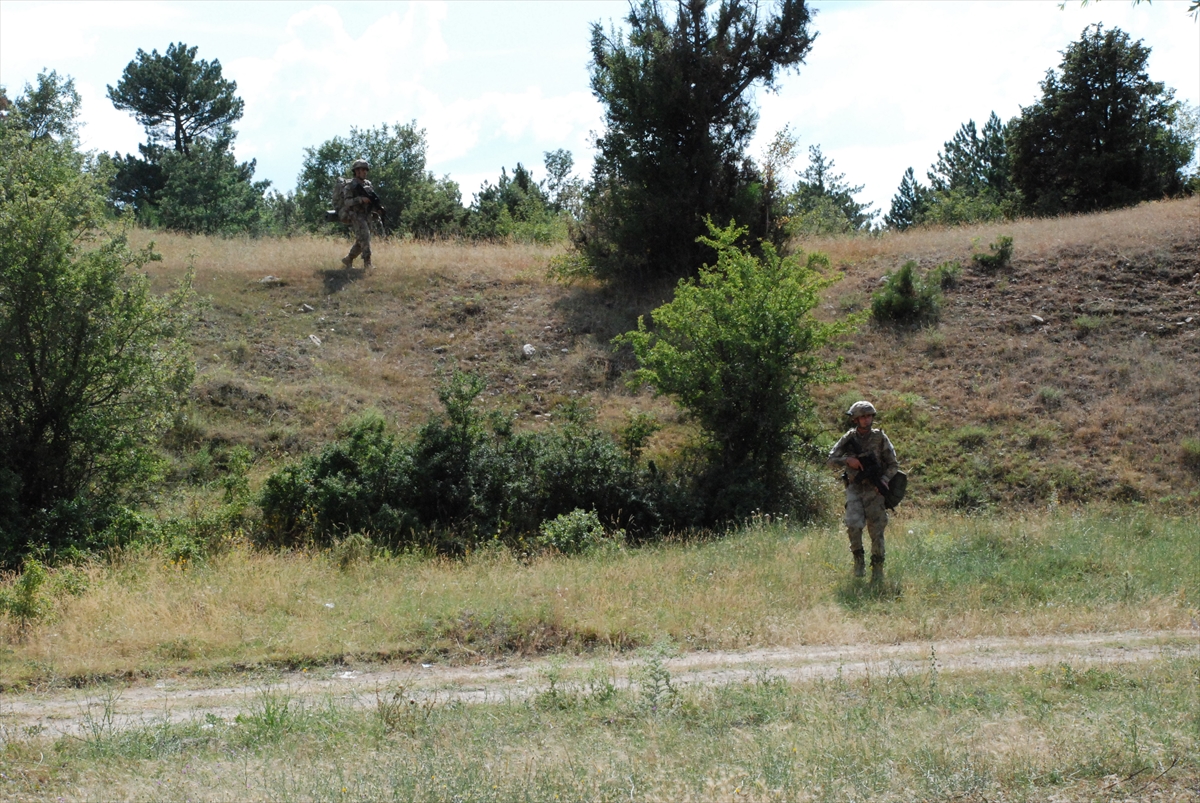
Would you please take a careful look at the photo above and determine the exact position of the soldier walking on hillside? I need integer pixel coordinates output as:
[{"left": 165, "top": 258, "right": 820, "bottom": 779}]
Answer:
[
  {"left": 828, "top": 401, "right": 901, "bottom": 582},
  {"left": 340, "top": 159, "right": 378, "bottom": 270}
]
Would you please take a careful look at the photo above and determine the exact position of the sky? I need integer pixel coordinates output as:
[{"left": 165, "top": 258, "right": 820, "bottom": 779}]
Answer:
[{"left": 1, "top": 0, "right": 1197, "bottom": 217}]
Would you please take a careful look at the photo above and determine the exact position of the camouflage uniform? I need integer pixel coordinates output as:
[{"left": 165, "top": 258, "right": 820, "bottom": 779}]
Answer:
[
  {"left": 827, "top": 427, "right": 899, "bottom": 565},
  {"left": 339, "top": 175, "right": 374, "bottom": 268}
]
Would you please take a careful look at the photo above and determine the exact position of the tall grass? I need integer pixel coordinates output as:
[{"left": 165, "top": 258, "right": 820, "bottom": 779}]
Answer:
[{"left": 2, "top": 508, "right": 1195, "bottom": 688}]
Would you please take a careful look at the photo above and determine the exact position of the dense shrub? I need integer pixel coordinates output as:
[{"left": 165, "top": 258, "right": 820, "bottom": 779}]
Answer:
[
  {"left": 617, "top": 222, "right": 851, "bottom": 520},
  {"left": 1, "top": 112, "right": 196, "bottom": 566},
  {"left": 257, "top": 373, "right": 674, "bottom": 551},
  {"left": 929, "top": 260, "right": 963, "bottom": 289},
  {"left": 871, "top": 261, "right": 941, "bottom": 325},
  {"left": 1182, "top": 438, "right": 1200, "bottom": 476}
]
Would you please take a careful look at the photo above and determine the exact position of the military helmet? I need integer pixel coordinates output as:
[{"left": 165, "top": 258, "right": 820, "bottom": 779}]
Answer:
[
  {"left": 351, "top": 159, "right": 370, "bottom": 171},
  {"left": 846, "top": 400, "right": 877, "bottom": 418}
]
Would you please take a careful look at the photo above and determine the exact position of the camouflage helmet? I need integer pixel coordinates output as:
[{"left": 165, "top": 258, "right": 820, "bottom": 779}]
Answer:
[
  {"left": 351, "top": 159, "right": 370, "bottom": 171},
  {"left": 845, "top": 400, "right": 877, "bottom": 418}
]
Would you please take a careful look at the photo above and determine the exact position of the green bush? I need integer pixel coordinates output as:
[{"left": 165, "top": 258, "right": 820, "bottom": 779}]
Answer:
[
  {"left": 258, "top": 373, "right": 674, "bottom": 551},
  {"left": 971, "top": 235, "right": 1014, "bottom": 271},
  {"left": 1036, "top": 386, "right": 1064, "bottom": 410},
  {"left": 0, "top": 111, "right": 196, "bottom": 566},
  {"left": 871, "top": 261, "right": 941, "bottom": 325},
  {"left": 0, "top": 557, "right": 50, "bottom": 639},
  {"left": 537, "top": 509, "right": 623, "bottom": 555},
  {"left": 929, "top": 260, "right": 963, "bottom": 289},
  {"left": 616, "top": 221, "right": 852, "bottom": 519},
  {"left": 1072, "top": 315, "right": 1108, "bottom": 338}
]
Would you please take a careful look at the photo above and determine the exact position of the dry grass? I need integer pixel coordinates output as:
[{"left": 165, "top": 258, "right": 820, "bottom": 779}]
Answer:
[
  {"left": 798, "top": 196, "right": 1199, "bottom": 267},
  {"left": 132, "top": 198, "right": 1198, "bottom": 504},
  {"left": 808, "top": 197, "right": 1199, "bottom": 505},
  {"left": 4, "top": 508, "right": 1194, "bottom": 688},
  {"left": 2, "top": 646, "right": 1196, "bottom": 801}
]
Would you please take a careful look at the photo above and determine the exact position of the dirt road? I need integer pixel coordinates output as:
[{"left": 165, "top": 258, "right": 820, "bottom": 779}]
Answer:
[{"left": 3, "top": 629, "right": 1194, "bottom": 738}]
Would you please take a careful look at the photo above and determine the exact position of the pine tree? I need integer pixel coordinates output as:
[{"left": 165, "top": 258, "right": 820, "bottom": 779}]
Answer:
[
  {"left": 884, "top": 168, "right": 931, "bottom": 231},
  {"left": 1008, "top": 25, "right": 1191, "bottom": 215},
  {"left": 579, "top": 0, "right": 816, "bottom": 282}
]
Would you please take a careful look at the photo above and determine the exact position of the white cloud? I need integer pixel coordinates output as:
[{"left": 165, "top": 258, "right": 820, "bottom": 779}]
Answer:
[
  {"left": 0, "top": 1, "right": 185, "bottom": 71},
  {"left": 74, "top": 80, "right": 145, "bottom": 156}
]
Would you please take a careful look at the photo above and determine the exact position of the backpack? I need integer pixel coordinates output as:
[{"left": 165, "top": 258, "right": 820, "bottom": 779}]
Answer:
[{"left": 326, "top": 177, "right": 352, "bottom": 222}]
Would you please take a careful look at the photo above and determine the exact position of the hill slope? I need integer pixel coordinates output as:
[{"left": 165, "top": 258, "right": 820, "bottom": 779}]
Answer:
[{"left": 139, "top": 197, "right": 1199, "bottom": 510}]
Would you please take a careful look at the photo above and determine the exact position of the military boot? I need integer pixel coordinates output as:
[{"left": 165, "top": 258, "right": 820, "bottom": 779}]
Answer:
[
  {"left": 870, "top": 555, "right": 884, "bottom": 584},
  {"left": 852, "top": 549, "right": 865, "bottom": 578},
  {"left": 362, "top": 256, "right": 373, "bottom": 270},
  {"left": 341, "top": 255, "right": 354, "bottom": 269}
]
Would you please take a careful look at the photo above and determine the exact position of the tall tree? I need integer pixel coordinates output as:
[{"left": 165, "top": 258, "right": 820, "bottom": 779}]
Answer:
[
  {"left": 0, "top": 120, "right": 195, "bottom": 563},
  {"left": 467, "top": 163, "right": 559, "bottom": 242},
  {"left": 155, "top": 131, "right": 270, "bottom": 234},
  {"left": 782, "top": 145, "right": 875, "bottom": 235},
  {"left": 543, "top": 149, "right": 584, "bottom": 218},
  {"left": 107, "top": 42, "right": 244, "bottom": 155},
  {"left": 107, "top": 43, "right": 265, "bottom": 230},
  {"left": 295, "top": 121, "right": 462, "bottom": 236},
  {"left": 1008, "top": 25, "right": 1192, "bottom": 215},
  {"left": 579, "top": 0, "right": 816, "bottom": 282},
  {"left": 909, "top": 111, "right": 1017, "bottom": 226},
  {"left": 928, "top": 113, "right": 1011, "bottom": 200},
  {"left": 10, "top": 70, "right": 81, "bottom": 142},
  {"left": 759, "top": 125, "right": 800, "bottom": 235}
]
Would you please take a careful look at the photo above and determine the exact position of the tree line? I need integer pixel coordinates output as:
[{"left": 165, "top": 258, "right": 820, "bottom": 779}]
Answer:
[
  {"left": 4, "top": 13, "right": 1193, "bottom": 263},
  {"left": 885, "top": 25, "right": 1196, "bottom": 230}
]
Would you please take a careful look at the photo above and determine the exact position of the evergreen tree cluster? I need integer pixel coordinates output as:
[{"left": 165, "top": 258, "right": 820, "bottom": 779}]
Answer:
[{"left": 887, "top": 25, "right": 1195, "bottom": 230}]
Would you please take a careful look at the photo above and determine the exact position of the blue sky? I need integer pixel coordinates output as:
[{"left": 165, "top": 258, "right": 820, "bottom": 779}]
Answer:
[{"left": 2, "top": 0, "right": 1197, "bottom": 216}]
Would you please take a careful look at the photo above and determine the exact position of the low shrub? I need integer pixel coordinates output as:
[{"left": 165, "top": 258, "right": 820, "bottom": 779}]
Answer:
[
  {"left": 0, "top": 557, "right": 49, "bottom": 639},
  {"left": 871, "top": 261, "right": 941, "bottom": 325},
  {"left": 954, "top": 425, "right": 990, "bottom": 450},
  {"left": 971, "top": 235, "right": 1014, "bottom": 271},
  {"left": 537, "top": 509, "right": 623, "bottom": 555},
  {"left": 1072, "top": 315, "right": 1108, "bottom": 338},
  {"left": 929, "top": 260, "right": 963, "bottom": 289},
  {"left": 1036, "top": 386, "right": 1064, "bottom": 410},
  {"left": 1182, "top": 438, "right": 1200, "bottom": 475},
  {"left": 922, "top": 329, "right": 948, "bottom": 357}
]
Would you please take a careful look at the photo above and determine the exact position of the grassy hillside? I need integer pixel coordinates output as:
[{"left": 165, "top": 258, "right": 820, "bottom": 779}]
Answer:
[{"left": 137, "top": 197, "right": 1199, "bottom": 513}]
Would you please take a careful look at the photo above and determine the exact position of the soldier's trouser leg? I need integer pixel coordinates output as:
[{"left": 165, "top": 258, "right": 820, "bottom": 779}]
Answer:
[
  {"left": 862, "top": 488, "right": 888, "bottom": 562},
  {"left": 355, "top": 216, "right": 372, "bottom": 267},
  {"left": 345, "top": 215, "right": 371, "bottom": 266},
  {"left": 844, "top": 487, "right": 867, "bottom": 575}
]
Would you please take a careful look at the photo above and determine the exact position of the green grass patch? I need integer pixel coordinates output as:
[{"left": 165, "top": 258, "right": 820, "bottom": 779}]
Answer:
[{"left": 5, "top": 654, "right": 1195, "bottom": 801}]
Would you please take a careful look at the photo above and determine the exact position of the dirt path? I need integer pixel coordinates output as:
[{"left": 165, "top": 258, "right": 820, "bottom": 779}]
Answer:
[{"left": 3, "top": 629, "right": 1195, "bottom": 738}]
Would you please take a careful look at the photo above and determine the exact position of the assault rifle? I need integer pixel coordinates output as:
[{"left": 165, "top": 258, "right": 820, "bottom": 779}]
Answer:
[
  {"left": 849, "top": 441, "right": 890, "bottom": 498},
  {"left": 325, "top": 183, "right": 387, "bottom": 227},
  {"left": 846, "top": 436, "right": 908, "bottom": 510},
  {"left": 354, "top": 184, "right": 386, "bottom": 217}
]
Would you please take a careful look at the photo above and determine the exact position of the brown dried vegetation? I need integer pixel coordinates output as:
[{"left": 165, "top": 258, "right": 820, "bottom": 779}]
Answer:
[{"left": 137, "top": 198, "right": 1199, "bottom": 508}]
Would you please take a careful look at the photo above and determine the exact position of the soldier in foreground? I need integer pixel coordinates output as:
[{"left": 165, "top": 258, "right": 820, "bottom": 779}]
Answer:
[
  {"left": 339, "top": 159, "right": 381, "bottom": 270},
  {"left": 827, "top": 401, "right": 901, "bottom": 581}
]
